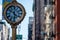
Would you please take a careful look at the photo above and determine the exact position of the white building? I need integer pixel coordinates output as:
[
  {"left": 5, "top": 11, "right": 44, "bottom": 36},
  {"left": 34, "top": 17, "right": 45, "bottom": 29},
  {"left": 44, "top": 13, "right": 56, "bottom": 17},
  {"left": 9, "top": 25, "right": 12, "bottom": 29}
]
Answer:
[
  {"left": 3, "top": 23, "right": 8, "bottom": 40},
  {"left": 0, "top": 21, "right": 9, "bottom": 40}
]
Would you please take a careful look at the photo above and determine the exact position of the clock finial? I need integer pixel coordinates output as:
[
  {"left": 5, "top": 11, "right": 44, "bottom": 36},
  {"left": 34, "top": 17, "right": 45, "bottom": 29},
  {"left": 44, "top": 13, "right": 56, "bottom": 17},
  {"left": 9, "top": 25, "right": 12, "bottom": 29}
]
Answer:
[{"left": 12, "top": 0, "right": 16, "bottom": 2}]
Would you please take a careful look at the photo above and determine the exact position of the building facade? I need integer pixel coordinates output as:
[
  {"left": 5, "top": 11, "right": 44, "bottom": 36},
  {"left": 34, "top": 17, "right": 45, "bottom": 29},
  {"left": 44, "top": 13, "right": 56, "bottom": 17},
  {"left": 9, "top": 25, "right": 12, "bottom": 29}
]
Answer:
[
  {"left": 33, "top": 0, "right": 44, "bottom": 40},
  {"left": 0, "top": 21, "right": 9, "bottom": 40},
  {"left": 56, "top": 0, "right": 60, "bottom": 40},
  {"left": 33, "top": 0, "right": 56, "bottom": 40},
  {"left": 28, "top": 17, "right": 34, "bottom": 40},
  {"left": 3, "top": 23, "right": 8, "bottom": 40},
  {"left": 44, "top": 0, "right": 56, "bottom": 40}
]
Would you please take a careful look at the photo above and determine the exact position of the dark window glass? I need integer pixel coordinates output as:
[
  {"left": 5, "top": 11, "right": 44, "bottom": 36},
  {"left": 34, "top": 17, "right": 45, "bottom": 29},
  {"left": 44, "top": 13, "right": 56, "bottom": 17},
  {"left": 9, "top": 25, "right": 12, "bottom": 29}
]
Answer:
[{"left": 44, "top": 0, "right": 47, "bottom": 5}]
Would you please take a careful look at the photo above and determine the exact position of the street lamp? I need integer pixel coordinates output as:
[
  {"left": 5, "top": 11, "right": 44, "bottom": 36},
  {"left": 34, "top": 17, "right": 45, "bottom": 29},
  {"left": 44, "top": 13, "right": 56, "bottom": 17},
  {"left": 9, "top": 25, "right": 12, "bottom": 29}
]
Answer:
[{"left": 3, "top": 0, "right": 26, "bottom": 40}]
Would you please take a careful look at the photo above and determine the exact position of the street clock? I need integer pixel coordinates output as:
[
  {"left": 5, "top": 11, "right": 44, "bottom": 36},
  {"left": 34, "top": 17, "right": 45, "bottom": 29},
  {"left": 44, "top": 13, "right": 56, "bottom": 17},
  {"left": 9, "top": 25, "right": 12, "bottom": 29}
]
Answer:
[
  {"left": 3, "top": 0, "right": 26, "bottom": 25},
  {"left": 3, "top": 0, "right": 26, "bottom": 40}
]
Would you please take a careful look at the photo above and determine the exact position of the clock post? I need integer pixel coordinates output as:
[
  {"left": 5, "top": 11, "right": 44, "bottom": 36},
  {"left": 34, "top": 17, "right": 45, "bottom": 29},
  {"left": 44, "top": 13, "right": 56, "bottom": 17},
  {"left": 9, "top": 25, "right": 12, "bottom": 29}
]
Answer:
[
  {"left": 11, "top": 25, "right": 17, "bottom": 40},
  {"left": 3, "top": 0, "right": 26, "bottom": 40}
]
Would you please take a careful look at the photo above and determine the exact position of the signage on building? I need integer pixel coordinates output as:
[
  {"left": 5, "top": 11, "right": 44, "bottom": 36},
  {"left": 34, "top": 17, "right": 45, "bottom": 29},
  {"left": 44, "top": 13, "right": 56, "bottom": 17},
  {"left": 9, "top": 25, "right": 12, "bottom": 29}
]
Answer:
[{"left": 16, "top": 35, "right": 22, "bottom": 40}]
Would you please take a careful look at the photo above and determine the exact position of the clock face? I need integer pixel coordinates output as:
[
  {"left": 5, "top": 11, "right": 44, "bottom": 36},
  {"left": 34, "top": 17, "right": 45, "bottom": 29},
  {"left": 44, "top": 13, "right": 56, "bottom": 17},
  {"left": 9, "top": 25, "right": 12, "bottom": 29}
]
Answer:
[
  {"left": 6, "top": 6, "right": 22, "bottom": 22},
  {"left": 3, "top": 2, "right": 26, "bottom": 25}
]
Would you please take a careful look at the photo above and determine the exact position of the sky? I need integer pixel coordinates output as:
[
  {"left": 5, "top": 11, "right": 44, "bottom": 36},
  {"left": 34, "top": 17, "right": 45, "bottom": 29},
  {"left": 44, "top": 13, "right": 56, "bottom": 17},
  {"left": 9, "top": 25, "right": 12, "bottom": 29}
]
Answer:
[
  {"left": 17, "top": 0, "right": 34, "bottom": 40},
  {"left": 0, "top": 0, "right": 2, "bottom": 20},
  {"left": 0, "top": 0, "right": 34, "bottom": 40},
  {"left": 17, "top": 0, "right": 33, "bottom": 40}
]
